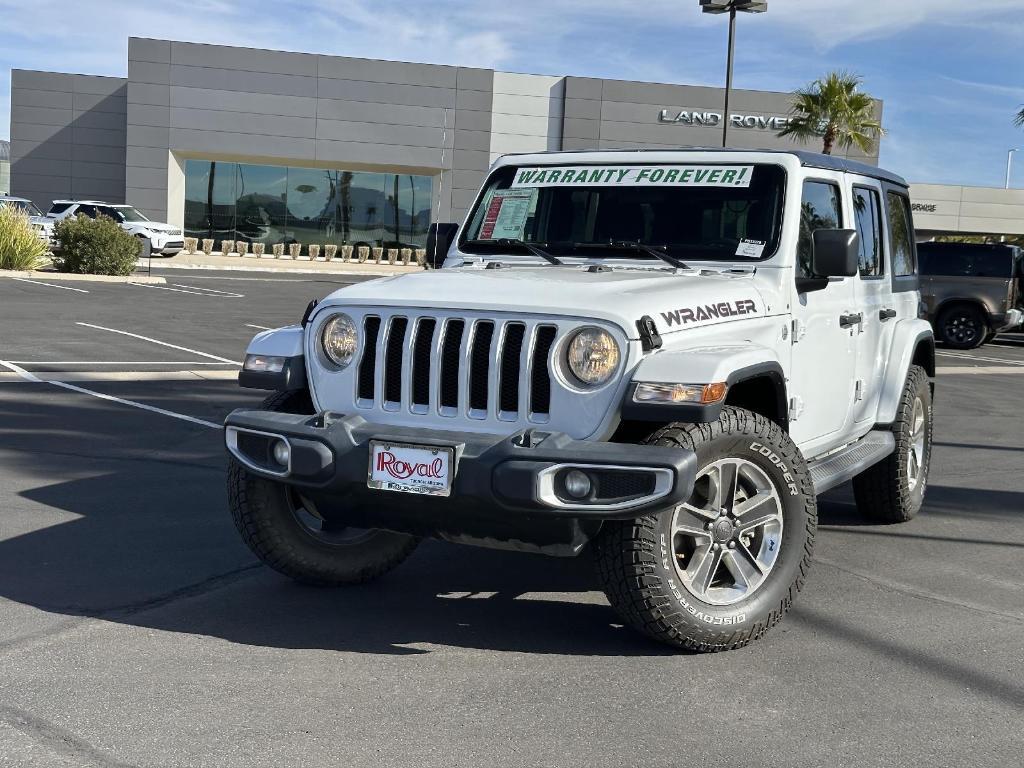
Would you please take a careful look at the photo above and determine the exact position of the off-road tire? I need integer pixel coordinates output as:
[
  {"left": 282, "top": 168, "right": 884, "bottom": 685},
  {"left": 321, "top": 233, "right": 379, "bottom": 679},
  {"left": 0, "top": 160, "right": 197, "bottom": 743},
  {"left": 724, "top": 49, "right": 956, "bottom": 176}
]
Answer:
[
  {"left": 937, "top": 304, "right": 987, "bottom": 349},
  {"left": 852, "top": 365, "right": 933, "bottom": 524},
  {"left": 593, "top": 407, "right": 816, "bottom": 652},
  {"left": 227, "top": 389, "right": 419, "bottom": 586}
]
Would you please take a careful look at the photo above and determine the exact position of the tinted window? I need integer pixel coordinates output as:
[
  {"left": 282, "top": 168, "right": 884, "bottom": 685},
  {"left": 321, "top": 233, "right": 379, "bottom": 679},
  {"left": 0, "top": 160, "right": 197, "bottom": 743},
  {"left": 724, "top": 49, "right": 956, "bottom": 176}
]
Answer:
[
  {"left": 95, "top": 206, "right": 124, "bottom": 221},
  {"left": 853, "top": 186, "right": 883, "bottom": 276},
  {"left": 970, "top": 247, "right": 1013, "bottom": 278},
  {"left": 886, "top": 192, "right": 916, "bottom": 276},
  {"left": 76, "top": 205, "right": 97, "bottom": 219},
  {"left": 797, "top": 180, "right": 842, "bottom": 277},
  {"left": 48, "top": 202, "right": 72, "bottom": 215}
]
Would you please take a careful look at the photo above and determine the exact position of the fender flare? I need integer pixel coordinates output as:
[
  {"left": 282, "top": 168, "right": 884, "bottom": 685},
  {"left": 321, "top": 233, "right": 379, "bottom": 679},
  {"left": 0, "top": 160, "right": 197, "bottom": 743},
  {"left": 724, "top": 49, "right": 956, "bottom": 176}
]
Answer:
[
  {"left": 239, "top": 325, "right": 307, "bottom": 391},
  {"left": 875, "top": 319, "right": 934, "bottom": 425},
  {"left": 623, "top": 344, "right": 786, "bottom": 425}
]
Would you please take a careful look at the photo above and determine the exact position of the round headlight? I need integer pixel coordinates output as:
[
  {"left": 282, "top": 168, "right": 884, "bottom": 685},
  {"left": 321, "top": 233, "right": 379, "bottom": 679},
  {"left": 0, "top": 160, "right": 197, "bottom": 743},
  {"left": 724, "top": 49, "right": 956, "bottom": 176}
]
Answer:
[
  {"left": 321, "top": 313, "right": 358, "bottom": 368},
  {"left": 566, "top": 327, "right": 620, "bottom": 386}
]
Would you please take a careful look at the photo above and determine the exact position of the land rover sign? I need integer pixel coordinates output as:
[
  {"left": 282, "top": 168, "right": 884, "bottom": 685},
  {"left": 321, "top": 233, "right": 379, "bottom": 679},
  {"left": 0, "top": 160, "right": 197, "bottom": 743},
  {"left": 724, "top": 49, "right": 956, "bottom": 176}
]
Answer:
[{"left": 659, "top": 109, "right": 791, "bottom": 130}]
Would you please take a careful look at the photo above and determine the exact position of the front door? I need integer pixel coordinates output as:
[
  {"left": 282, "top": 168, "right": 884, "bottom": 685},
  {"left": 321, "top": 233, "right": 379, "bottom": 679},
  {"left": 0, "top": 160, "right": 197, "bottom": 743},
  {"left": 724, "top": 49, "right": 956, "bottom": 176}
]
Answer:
[{"left": 788, "top": 177, "right": 859, "bottom": 453}]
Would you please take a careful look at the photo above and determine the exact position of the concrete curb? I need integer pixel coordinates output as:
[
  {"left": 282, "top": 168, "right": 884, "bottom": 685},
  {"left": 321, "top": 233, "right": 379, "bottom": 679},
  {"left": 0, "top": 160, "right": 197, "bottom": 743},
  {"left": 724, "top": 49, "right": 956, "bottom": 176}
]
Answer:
[
  {"left": 0, "top": 269, "right": 166, "bottom": 284},
  {"left": 140, "top": 255, "right": 422, "bottom": 277}
]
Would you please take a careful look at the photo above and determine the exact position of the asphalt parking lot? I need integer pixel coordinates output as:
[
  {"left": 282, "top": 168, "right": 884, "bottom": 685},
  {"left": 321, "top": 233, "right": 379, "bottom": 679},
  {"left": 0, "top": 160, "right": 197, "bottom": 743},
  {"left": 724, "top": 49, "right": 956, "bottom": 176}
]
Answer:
[{"left": 0, "top": 270, "right": 1022, "bottom": 768}]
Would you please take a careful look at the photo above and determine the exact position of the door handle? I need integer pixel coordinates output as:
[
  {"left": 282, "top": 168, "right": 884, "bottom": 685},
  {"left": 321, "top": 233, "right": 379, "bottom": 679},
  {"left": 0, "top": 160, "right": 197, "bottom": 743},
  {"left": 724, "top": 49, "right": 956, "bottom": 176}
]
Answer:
[
  {"left": 839, "top": 312, "right": 863, "bottom": 328},
  {"left": 879, "top": 308, "right": 897, "bottom": 321}
]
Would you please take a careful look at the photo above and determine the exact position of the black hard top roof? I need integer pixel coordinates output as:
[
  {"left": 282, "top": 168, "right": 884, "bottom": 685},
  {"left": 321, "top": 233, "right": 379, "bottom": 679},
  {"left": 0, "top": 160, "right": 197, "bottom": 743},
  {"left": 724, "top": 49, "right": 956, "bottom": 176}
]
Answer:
[{"left": 502, "top": 147, "right": 908, "bottom": 188}]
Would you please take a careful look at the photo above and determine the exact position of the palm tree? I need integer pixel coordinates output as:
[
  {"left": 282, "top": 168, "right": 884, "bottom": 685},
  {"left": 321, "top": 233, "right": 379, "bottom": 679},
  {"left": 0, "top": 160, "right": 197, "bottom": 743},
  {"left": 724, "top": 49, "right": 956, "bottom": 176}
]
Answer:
[
  {"left": 1014, "top": 106, "right": 1024, "bottom": 127},
  {"left": 778, "top": 71, "right": 884, "bottom": 155}
]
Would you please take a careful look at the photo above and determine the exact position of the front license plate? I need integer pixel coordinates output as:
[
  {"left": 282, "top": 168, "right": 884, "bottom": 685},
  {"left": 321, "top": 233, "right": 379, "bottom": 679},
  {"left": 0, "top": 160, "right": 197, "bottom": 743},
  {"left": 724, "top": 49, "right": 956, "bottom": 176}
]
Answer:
[{"left": 367, "top": 441, "right": 454, "bottom": 497}]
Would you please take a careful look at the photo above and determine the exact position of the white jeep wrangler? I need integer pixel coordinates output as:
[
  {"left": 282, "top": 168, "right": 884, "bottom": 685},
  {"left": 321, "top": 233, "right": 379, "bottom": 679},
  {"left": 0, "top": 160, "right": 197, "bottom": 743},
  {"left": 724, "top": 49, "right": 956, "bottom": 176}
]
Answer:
[{"left": 225, "top": 149, "right": 935, "bottom": 652}]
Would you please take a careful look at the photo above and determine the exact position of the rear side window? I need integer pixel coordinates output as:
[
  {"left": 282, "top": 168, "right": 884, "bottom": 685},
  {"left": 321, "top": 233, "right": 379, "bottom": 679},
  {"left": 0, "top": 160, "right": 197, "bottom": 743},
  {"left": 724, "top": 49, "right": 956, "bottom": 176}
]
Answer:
[
  {"left": 48, "top": 202, "right": 72, "bottom": 215},
  {"left": 853, "top": 186, "right": 884, "bottom": 276},
  {"left": 798, "top": 180, "right": 842, "bottom": 278},
  {"left": 971, "top": 247, "right": 1013, "bottom": 278},
  {"left": 886, "top": 192, "right": 916, "bottom": 276},
  {"left": 76, "top": 205, "right": 97, "bottom": 218}
]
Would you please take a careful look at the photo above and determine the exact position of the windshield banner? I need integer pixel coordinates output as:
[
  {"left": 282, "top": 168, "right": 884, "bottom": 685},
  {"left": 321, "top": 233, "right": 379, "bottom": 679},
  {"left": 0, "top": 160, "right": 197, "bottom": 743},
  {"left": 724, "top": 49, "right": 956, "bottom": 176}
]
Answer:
[{"left": 511, "top": 165, "right": 753, "bottom": 188}]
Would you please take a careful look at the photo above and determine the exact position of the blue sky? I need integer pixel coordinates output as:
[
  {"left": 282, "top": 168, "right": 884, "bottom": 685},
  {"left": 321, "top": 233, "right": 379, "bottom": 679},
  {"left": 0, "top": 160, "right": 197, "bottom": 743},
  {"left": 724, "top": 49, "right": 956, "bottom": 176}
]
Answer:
[{"left": 3, "top": 0, "right": 1024, "bottom": 187}]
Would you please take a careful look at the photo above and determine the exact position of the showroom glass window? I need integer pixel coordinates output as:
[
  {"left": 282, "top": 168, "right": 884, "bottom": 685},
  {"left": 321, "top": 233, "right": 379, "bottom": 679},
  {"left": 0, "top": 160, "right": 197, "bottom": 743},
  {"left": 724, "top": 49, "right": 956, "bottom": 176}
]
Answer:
[
  {"left": 886, "top": 191, "right": 916, "bottom": 276},
  {"left": 852, "top": 186, "right": 884, "bottom": 277},
  {"left": 797, "top": 180, "right": 842, "bottom": 278},
  {"left": 184, "top": 160, "right": 433, "bottom": 249}
]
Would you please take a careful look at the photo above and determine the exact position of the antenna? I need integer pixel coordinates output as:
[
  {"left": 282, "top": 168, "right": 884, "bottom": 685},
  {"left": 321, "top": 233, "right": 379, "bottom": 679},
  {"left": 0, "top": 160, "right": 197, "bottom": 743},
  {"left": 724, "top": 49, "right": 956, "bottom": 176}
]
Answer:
[{"left": 434, "top": 107, "right": 450, "bottom": 265}]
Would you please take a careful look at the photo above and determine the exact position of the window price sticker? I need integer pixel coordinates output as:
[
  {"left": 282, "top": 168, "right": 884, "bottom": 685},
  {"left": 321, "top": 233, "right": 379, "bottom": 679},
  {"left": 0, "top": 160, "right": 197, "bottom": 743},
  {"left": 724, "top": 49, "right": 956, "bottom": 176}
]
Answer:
[
  {"left": 478, "top": 189, "right": 536, "bottom": 240},
  {"left": 735, "top": 239, "right": 766, "bottom": 258}
]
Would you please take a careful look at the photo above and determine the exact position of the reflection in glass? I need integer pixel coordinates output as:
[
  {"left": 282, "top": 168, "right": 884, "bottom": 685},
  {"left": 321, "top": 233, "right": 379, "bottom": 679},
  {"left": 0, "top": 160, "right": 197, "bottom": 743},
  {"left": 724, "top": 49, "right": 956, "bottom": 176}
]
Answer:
[
  {"left": 235, "top": 163, "right": 287, "bottom": 246},
  {"left": 183, "top": 161, "right": 434, "bottom": 250},
  {"left": 184, "top": 160, "right": 237, "bottom": 241}
]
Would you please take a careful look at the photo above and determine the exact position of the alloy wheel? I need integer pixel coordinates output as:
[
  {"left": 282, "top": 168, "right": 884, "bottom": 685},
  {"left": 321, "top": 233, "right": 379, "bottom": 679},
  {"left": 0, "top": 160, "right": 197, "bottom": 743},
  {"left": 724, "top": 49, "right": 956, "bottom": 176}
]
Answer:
[
  {"left": 906, "top": 396, "right": 927, "bottom": 491},
  {"left": 670, "top": 458, "right": 784, "bottom": 606}
]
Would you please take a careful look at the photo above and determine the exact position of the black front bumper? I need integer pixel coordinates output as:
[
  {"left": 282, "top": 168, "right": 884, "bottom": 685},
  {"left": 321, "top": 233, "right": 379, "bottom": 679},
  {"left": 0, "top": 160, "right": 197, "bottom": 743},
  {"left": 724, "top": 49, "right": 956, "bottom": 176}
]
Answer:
[{"left": 224, "top": 409, "right": 697, "bottom": 555}]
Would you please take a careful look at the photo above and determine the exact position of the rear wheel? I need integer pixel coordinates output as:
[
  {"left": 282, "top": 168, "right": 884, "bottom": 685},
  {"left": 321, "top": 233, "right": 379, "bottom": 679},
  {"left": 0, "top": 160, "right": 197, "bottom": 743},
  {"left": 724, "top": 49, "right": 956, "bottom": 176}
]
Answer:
[
  {"left": 594, "top": 408, "right": 816, "bottom": 652},
  {"left": 228, "top": 390, "right": 419, "bottom": 585},
  {"left": 853, "top": 365, "right": 933, "bottom": 524},
  {"left": 937, "top": 304, "right": 987, "bottom": 349}
]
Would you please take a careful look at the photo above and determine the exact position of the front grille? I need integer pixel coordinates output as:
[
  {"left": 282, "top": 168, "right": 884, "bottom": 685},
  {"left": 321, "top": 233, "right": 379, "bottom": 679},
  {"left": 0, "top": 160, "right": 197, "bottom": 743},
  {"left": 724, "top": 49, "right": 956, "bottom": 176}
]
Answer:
[{"left": 354, "top": 314, "right": 557, "bottom": 422}]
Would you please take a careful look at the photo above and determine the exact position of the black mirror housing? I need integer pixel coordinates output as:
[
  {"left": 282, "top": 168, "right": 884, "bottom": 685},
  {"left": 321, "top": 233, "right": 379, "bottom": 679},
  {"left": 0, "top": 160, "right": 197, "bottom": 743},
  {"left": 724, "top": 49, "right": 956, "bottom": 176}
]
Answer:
[
  {"left": 425, "top": 223, "right": 459, "bottom": 269},
  {"left": 811, "top": 228, "right": 859, "bottom": 278}
]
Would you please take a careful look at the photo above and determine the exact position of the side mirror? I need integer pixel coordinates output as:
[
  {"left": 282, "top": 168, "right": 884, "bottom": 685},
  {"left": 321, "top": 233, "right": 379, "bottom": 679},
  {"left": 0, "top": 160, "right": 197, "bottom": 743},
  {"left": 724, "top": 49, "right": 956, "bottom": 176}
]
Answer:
[
  {"left": 811, "top": 228, "right": 859, "bottom": 278},
  {"left": 425, "top": 223, "right": 459, "bottom": 269}
]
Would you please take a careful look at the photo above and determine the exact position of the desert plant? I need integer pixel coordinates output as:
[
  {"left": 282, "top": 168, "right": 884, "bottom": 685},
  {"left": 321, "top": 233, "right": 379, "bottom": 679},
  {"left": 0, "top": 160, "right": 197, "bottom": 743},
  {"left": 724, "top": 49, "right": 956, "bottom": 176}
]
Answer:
[
  {"left": 0, "top": 206, "right": 49, "bottom": 270},
  {"left": 400, "top": 248, "right": 412, "bottom": 266},
  {"left": 372, "top": 247, "right": 383, "bottom": 263},
  {"left": 289, "top": 243, "right": 301, "bottom": 259},
  {"left": 414, "top": 248, "right": 427, "bottom": 266},
  {"left": 273, "top": 243, "right": 285, "bottom": 258},
  {"left": 202, "top": 239, "right": 214, "bottom": 255},
  {"left": 253, "top": 242, "right": 265, "bottom": 257},
  {"left": 325, "top": 244, "right": 338, "bottom": 261},
  {"left": 778, "top": 71, "right": 884, "bottom": 155},
  {"left": 236, "top": 241, "right": 249, "bottom": 256},
  {"left": 358, "top": 246, "right": 369, "bottom": 263},
  {"left": 340, "top": 245, "right": 353, "bottom": 262},
  {"left": 308, "top": 244, "right": 321, "bottom": 260},
  {"left": 184, "top": 237, "right": 198, "bottom": 254},
  {"left": 52, "top": 214, "right": 140, "bottom": 276},
  {"left": 220, "top": 239, "right": 235, "bottom": 256}
]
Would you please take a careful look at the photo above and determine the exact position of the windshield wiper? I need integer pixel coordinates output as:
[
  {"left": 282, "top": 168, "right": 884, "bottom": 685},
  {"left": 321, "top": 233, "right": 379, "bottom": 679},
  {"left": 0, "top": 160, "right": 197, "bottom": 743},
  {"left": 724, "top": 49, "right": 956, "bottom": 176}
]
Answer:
[
  {"left": 464, "top": 238, "right": 563, "bottom": 265},
  {"left": 572, "top": 241, "right": 689, "bottom": 270}
]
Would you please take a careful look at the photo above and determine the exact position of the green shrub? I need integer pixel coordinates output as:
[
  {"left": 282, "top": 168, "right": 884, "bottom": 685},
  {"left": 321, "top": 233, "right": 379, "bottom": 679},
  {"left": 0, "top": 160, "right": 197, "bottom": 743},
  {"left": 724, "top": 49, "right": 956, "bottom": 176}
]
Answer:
[
  {"left": 0, "top": 205, "right": 49, "bottom": 271},
  {"left": 52, "top": 214, "right": 141, "bottom": 276}
]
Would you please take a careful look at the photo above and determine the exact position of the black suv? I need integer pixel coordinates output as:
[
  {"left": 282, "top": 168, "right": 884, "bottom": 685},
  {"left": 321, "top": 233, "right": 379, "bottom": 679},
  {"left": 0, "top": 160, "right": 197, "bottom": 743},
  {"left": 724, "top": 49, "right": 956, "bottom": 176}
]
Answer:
[{"left": 917, "top": 242, "right": 1023, "bottom": 349}]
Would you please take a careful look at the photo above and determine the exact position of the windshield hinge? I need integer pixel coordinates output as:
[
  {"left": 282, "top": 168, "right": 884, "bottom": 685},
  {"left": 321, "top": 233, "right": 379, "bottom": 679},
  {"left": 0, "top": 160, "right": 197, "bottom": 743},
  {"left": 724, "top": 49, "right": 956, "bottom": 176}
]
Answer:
[
  {"left": 301, "top": 299, "right": 319, "bottom": 327},
  {"left": 636, "top": 315, "right": 663, "bottom": 352},
  {"left": 790, "top": 318, "right": 806, "bottom": 343}
]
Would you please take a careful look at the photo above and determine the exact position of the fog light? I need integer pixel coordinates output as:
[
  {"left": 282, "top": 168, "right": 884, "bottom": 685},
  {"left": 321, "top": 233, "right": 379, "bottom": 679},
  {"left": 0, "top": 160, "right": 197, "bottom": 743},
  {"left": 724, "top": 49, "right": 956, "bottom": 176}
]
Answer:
[
  {"left": 272, "top": 440, "right": 290, "bottom": 468},
  {"left": 563, "top": 469, "right": 592, "bottom": 499}
]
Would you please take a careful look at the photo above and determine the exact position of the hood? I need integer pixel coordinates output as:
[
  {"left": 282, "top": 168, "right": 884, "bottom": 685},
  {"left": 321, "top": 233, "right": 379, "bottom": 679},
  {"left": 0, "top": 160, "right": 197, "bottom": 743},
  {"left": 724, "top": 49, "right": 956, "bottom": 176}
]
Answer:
[
  {"left": 321, "top": 265, "right": 780, "bottom": 338},
  {"left": 137, "top": 222, "right": 178, "bottom": 233},
  {"left": 30, "top": 216, "right": 53, "bottom": 229}
]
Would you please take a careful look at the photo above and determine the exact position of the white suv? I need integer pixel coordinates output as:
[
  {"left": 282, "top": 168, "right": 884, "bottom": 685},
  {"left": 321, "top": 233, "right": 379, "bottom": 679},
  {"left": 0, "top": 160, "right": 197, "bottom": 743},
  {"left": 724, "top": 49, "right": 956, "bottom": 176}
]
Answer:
[
  {"left": 223, "top": 149, "right": 935, "bottom": 652},
  {"left": 0, "top": 195, "right": 55, "bottom": 246},
  {"left": 46, "top": 200, "right": 184, "bottom": 256}
]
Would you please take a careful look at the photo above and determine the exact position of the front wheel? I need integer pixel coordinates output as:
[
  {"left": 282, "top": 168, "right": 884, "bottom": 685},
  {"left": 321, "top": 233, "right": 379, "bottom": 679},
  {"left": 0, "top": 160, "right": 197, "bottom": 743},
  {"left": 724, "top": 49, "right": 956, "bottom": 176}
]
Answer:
[
  {"left": 227, "top": 390, "right": 419, "bottom": 585},
  {"left": 594, "top": 408, "right": 816, "bottom": 652}
]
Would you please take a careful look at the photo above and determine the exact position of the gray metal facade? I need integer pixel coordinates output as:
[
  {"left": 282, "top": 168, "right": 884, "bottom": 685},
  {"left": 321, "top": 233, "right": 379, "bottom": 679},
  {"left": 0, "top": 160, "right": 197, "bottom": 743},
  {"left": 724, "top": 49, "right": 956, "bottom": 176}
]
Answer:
[{"left": 10, "top": 37, "right": 882, "bottom": 224}]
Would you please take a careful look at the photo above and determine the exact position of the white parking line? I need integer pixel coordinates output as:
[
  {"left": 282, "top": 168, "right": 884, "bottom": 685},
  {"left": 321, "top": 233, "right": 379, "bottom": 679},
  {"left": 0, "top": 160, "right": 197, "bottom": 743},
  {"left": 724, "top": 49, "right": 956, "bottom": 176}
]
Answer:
[
  {"left": 127, "top": 282, "right": 243, "bottom": 298},
  {"left": 244, "top": 324, "right": 272, "bottom": 331},
  {"left": 12, "top": 278, "right": 89, "bottom": 293},
  {"left": 75, "top": 322, "right": 240, "bottom": 365},
  {"left": 171, "top": 284, "right": 245, "bottom": 297},
  {"left": 937, "top": 366, "right": 1024, "bottom": 375},
  {"left": 0, "top": 359, "right": 220, "bottom": 429},
  {"left": 937, "top": 351, "right": 1024, "bottom": 366},
  {"left": 7, "top": 361, "right": 233, "bottom": 365}
]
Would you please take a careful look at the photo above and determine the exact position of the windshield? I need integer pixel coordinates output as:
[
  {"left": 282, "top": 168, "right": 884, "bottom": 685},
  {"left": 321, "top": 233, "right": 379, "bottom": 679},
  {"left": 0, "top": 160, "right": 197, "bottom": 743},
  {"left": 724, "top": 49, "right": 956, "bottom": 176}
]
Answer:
[
  {"left": 112, "top": 206, "right": 149, "bottom": 223},
  {"left": 2, "top": 199, "right": 44, "bottom": 217},
  {"left": 461, "top": 163, "right": 785, "bottom": 262}
]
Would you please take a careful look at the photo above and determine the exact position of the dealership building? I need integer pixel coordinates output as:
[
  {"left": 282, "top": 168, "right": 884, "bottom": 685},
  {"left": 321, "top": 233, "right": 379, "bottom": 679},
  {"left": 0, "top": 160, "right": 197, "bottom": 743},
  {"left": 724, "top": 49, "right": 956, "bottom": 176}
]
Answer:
[{"left": 7, "top": 36, "right": 1023, "bottom": 246}]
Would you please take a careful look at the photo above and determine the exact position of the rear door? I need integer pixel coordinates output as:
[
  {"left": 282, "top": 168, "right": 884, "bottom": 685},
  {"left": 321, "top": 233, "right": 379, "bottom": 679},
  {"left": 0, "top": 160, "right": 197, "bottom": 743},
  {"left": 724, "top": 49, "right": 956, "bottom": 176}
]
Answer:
[
  {"left": 788, "top": 176, "right": 859, "bottom": 451},
  {"left": 850, "top": 181, "right": 894, "bottom": 425}
]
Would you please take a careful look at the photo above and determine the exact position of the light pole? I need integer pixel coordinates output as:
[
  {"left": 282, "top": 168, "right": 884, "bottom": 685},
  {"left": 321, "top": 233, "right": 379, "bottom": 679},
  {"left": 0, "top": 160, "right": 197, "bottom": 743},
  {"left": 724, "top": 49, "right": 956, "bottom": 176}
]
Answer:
[
  {"left": 700, "top": 0, "right": 767, "bottom": 148},
  {"left": 1006, "top": 149, "right": 1018, "bottom": 189}
]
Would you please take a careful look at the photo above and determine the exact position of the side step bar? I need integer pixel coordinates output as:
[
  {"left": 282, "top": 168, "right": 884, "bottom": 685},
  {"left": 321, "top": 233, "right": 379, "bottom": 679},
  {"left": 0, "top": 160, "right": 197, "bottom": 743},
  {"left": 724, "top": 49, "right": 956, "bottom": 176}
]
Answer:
[{"left": 808, "top": 431, "right": 896, "bottom": 495}]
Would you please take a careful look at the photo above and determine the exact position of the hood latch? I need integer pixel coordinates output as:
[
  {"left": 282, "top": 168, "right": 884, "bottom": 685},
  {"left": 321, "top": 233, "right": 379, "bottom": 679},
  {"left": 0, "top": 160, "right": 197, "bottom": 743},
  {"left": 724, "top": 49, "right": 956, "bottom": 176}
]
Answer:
[{"left": 636, "top": 315, "right": 663, "bottom": 352}]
